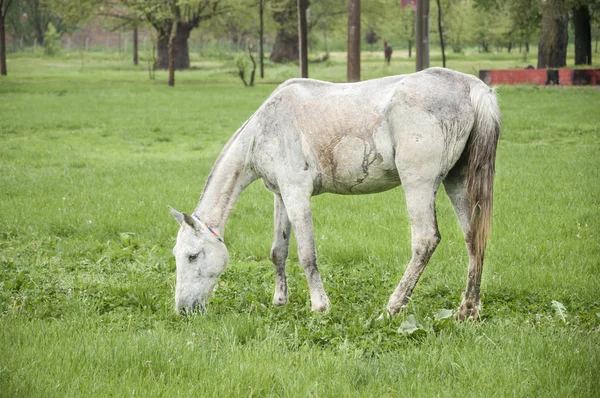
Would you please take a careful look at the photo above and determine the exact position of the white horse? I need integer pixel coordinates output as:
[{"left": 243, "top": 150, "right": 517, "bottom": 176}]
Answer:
[{"left": 169, "top": 67, "right": 500, "bottom": 320}]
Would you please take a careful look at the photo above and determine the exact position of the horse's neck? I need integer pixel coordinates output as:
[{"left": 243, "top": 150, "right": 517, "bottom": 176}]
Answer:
[{"left": 194, "top": 125, "right": 257, "bottom": 237}]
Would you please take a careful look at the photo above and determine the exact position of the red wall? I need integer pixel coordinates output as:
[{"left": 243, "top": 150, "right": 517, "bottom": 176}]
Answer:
[{"left": 479, "top": 69, "right": 600, "bottom": 86}]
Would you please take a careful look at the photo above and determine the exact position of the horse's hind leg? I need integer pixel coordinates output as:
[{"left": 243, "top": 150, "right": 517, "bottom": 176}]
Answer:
[
  {"left": 270, "top": 194, "right": 291, "bottom": 306},
  {"left": 443, "top": 166, "right": 481, "bottom": 320},
  {"left": 387, "top": 180, "right": 441, "bottom": 315}
]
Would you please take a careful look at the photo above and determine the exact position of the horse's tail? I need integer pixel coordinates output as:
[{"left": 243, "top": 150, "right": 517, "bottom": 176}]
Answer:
[{"left": 466, "top": 81, "right": 501, "bottom": 269}]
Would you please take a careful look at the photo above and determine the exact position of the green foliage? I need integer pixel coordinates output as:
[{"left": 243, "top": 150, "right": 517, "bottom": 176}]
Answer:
[
  {"left": 43, "top": 22, "right": 61, "bottom": 55},
  {"left": 235, "top": 52, "right": 249, "bottom": 71},
  {"left": 234, "top": 52, "right": 251, "bottom": 86},
  {"left": 437, "top": 0, "right": 471, "bottom": 53},
  {"left": 48, "top": 0, "right": 101, "bottom": 30}
]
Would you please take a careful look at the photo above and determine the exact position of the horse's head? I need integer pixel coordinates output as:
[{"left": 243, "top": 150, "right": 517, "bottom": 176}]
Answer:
[{"left": 169, "top": 206, "right": 228, "bottom": 314}]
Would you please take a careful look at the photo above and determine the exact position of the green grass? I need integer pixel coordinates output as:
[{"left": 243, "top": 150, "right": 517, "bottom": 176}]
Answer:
[{"left": 1, "top": 55, "right": 599, "bottom": 397}]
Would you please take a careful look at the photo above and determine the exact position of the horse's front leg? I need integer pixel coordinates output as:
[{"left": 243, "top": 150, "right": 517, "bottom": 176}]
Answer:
[
  {"left": 281, "top": 190, "right": 330, "bottom": 312},
  {"left": 270, "top": 194, "right": 291, "bottom": 306}
]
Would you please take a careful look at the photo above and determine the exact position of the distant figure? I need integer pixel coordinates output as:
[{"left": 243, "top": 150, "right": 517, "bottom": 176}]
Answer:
[{"left": 384, "top": 41, "right": 393, "bottom": 65}]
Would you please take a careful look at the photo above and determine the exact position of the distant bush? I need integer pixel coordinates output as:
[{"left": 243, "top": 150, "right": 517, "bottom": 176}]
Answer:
[{"left": 44, "top": 23, "right": 61, "bottom": 56}]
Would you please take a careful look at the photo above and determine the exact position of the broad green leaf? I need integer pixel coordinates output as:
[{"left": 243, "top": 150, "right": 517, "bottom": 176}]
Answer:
[
  {"left": 434, "top": 309, "right": 454, "bottom": 321},
  {"left": 398, "top": 315, "right": 420, "bottom": 335}
]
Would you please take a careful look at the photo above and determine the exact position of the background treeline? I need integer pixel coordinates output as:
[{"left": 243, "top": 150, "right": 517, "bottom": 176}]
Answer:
[{"left": 1, "top": 0, "right": 599, "bottom": 67}]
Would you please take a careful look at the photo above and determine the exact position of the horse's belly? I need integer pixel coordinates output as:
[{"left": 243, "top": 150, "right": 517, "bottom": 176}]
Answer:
[{"left": 315, "top": 135, "right": 400, "bottom": 195}]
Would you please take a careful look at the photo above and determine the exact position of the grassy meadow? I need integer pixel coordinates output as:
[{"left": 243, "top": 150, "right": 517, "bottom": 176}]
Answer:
[{"left": 1, "top": 52, "right": 599, "bottom": 397}]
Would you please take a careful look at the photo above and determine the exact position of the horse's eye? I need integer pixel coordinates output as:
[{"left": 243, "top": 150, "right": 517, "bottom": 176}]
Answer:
[{"left": 188, "top": 253, "right": 199, "bottom": 262}]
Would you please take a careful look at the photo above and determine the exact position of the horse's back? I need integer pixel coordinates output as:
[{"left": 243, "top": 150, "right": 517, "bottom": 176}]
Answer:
[{"left": 255, "top": 69, "right": 479, "bottom": 195}]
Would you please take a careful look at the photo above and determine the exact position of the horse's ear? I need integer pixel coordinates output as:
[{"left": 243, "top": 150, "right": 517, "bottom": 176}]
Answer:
[
  {"left": 169, "top": 206, "right": 184, "bottom": 225},
  {"left": 182, "top": 213, "right": 200, "bottom": 231}
]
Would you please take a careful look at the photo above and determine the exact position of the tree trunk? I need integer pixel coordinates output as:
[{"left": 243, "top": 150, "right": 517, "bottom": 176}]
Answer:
[
  {"left": 573, "top": 5, "right": 591, "bottom": 65},
  {"left": 416, "top": 0, "right": 430, "bottom": 71},
  {"left": 435, "top": 0, "right": 445, "bottom": 68},
  {"left": 408, "top": 39, "right": 411, "bottom": 57},
  {"left": 168, "top": 24, "right": 175, "bottom": 86},
  {"left": 270, "top": 0, "right": 299, "bottom": 63},
  {"left": 133, "top": 27, "right": 138, "bottom": 66},
  {"left": 259, "top": 0, "right": 264, "bottom": 78},
  {"left": 270, "top": 30, "right": 298, "bottom": 62},
  {"left": 157, "top": 22, "right": 193, "bottom": 70},
  {"left": 34, "top": 23, "right": 44, "bottom": 46},
  {"left": 0, "top": 14, "right": 7, "bottom": 76},
  {"left": 347, "top": 0, "right": 360, "bottom": 82},
  {"left": 155, "top": 24, "right": 171, "bottom": 70},
  {"left": 537, "top": 0, "right": 568, "bottom": 68},
  {"left": 297, "top": 0, "right": 308, "bottom": 78}
]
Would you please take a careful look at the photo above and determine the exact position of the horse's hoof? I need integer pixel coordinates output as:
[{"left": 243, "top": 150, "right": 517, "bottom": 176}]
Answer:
[
  {"left": 457, "top": 300, "right": 481, "bottom": 321},
  {"left": 272, "top": 297, "right": 288, "bottom": 306},
  {"left": 386, "top": 293, "right": 409, "bottom": 316},
  {"left": 386, "top": 303, "right": 408, "bottom": 316},
  {"left": 311, "top": 301, "right": 330, "bottom": 312}
]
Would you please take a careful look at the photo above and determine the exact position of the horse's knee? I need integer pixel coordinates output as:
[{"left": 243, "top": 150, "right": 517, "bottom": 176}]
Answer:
[
  {"left": 270, "top": 246, "right": 287, "bottom": 266},
  {"left": 413, "top": 230, "right": 441, "bottom": 258}
]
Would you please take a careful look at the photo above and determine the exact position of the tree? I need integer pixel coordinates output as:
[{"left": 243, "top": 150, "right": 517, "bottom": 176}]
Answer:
[
  {"left": 133, "top": 24, "right": 138, "bottom": 65},
  {"left": 94, "top": 1, "right": 145, "bottom": 66},
  {"left": 441, "top": 0, "right": 470, "bottom": 54},
  {"left": 1, "top": 0, "right": 12, "bottom": 75},
  {"left": 435, "top": 0, "right": 445, "bottom": 67},
  {"left": 270, "top": 0, "right": 344, "bottom": 63},
  {"left": 298, "top": 0, "right": 308, "bottom": 77},
  {"left": 347, "top": 0, "right": 360, "bottom": 82},
  {"left": 21, "top": 0, "right": 70, "bottom": 46},
  {"left": 398, "top": 3, "right": 416, "bottom": 57},
  {"left": 572, "top": 0, "right": 595, "bottom": 65},
  {"left": 138, "top": 0, "right": 223, "bottom": 70},
  {"left": 537, "top": 0, "right": 568, "bottom": 68},
  {"left": 364, "top": 26, "right": 380, "bottom": 51},
  {"left": 471, "top": 0, "right": 511, "bottom": 53},
  {"left": 6, "top": 0, "right": 31, "bottom": 50},
  {"left": 270, "top": 0, "right": 298, "bottom": 62},
  {"left": 506, "top": 0, "right": 539, "bottom": 54},
  {"left": 416, "top": 0, "right": 430, "bottom": 70},
  {"left": 258, "top": 0, "right": 266, "bottom": 78}
]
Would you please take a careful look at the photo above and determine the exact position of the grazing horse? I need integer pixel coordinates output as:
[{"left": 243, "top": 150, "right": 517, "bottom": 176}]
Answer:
[
  {"left": 169, "top": 67, "right": 500, "bottom": 320},
  {"left": 384, "top": 41, "right": 393, "bottom": 65}
]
